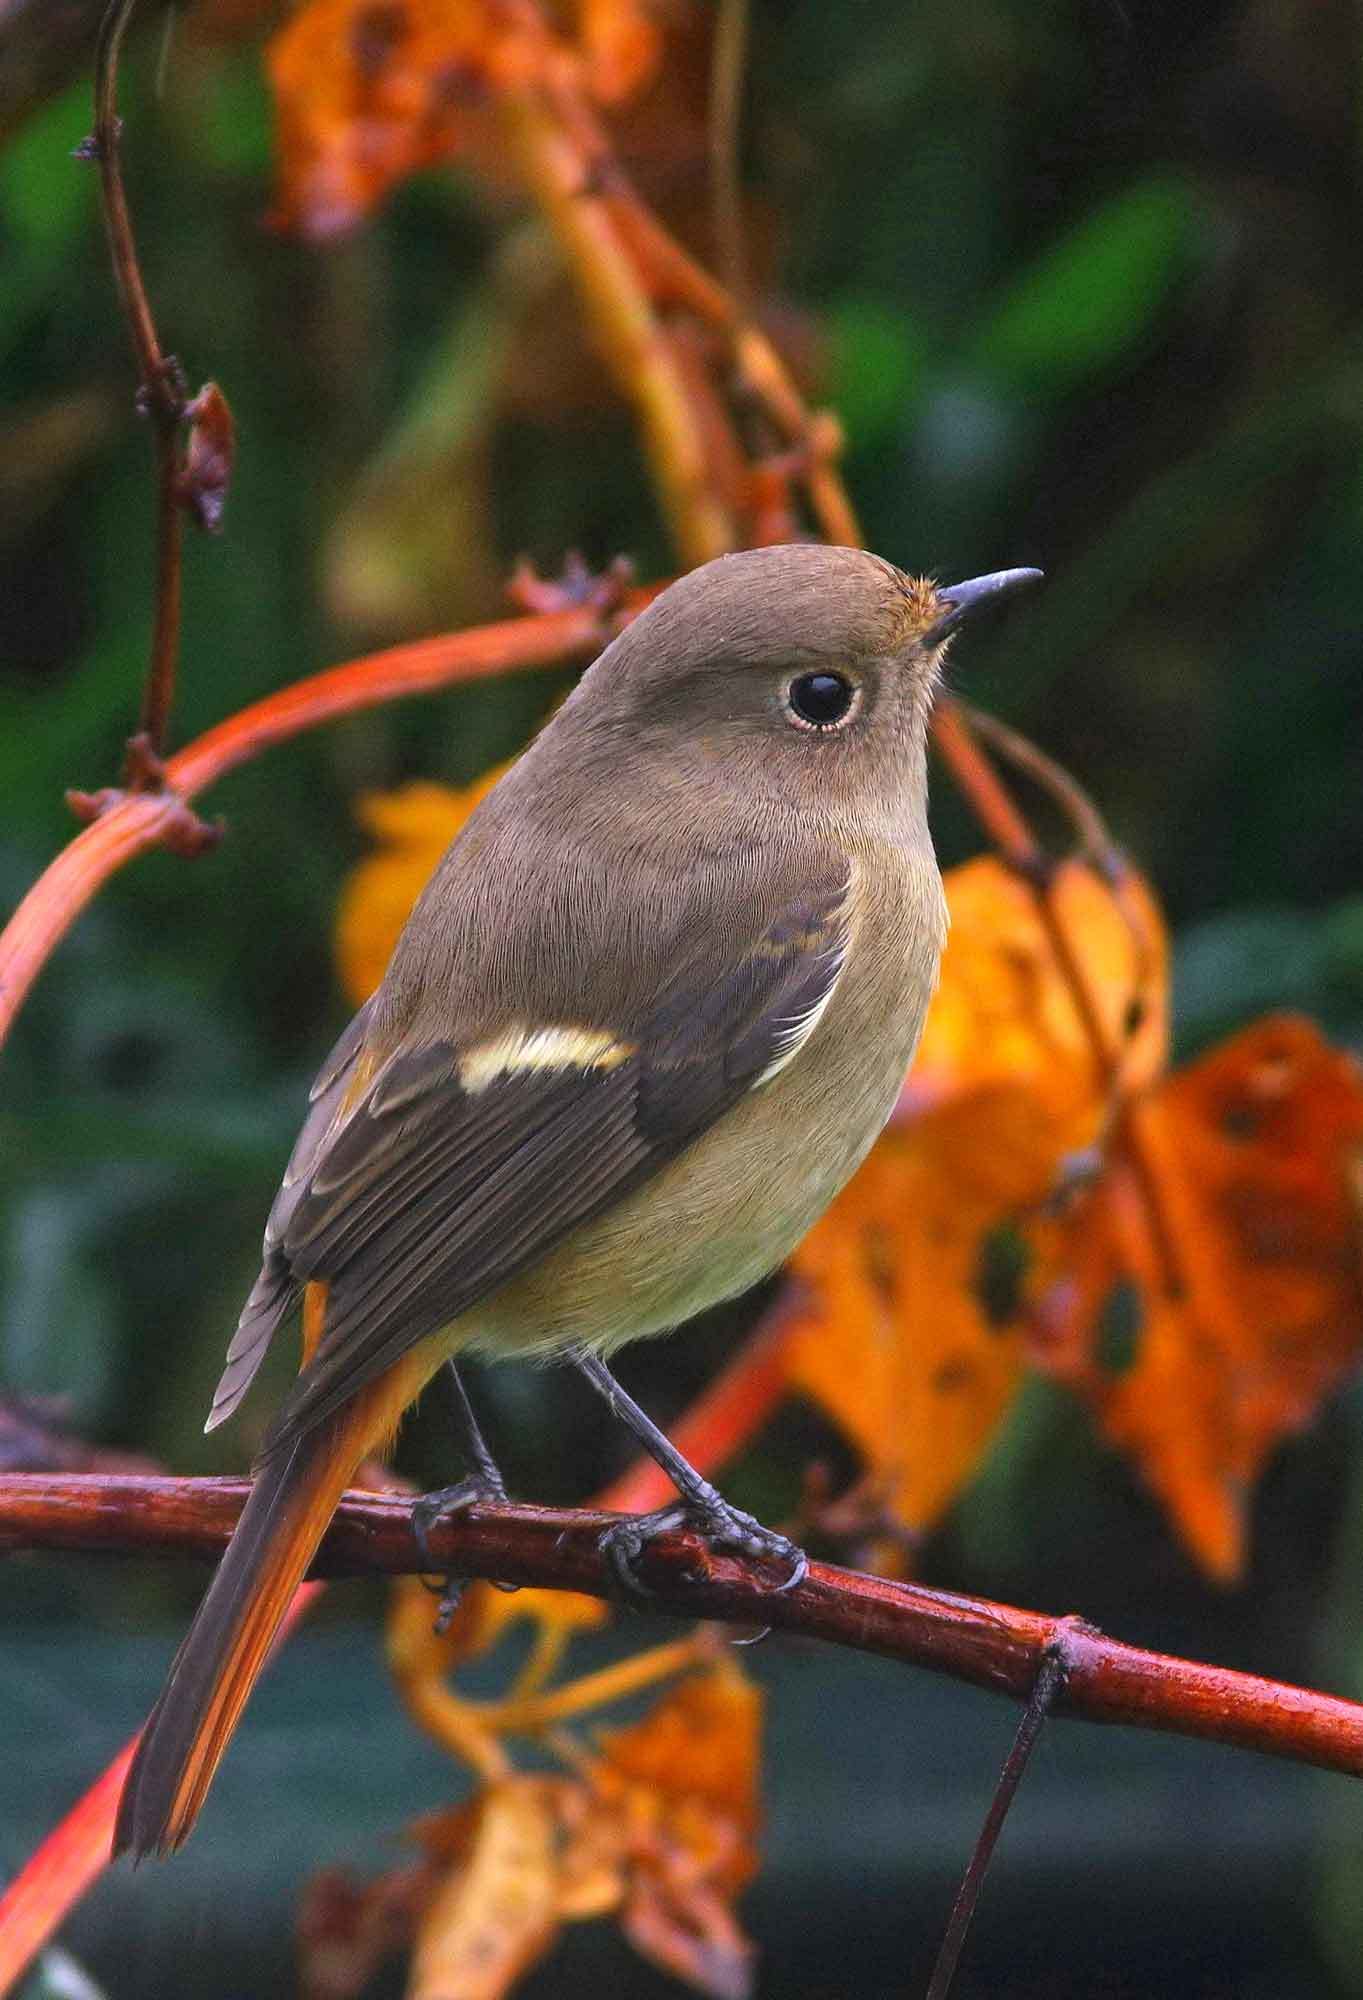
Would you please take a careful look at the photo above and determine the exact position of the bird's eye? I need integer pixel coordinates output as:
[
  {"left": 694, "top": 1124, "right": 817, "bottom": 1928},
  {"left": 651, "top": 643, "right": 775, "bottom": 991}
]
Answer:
[{"left": 786, "top": 671, "right": 858, "bottom": 731}]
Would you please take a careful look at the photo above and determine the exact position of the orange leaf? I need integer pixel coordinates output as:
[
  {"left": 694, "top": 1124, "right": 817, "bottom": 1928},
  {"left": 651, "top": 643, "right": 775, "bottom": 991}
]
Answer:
[
  {"left": 596, "top": 1658, "right": 761, "bottom": 1851},
  {"left": 578, "top": 0, "right": 662, "bottom": 103},
  {"left": 593, "top": 1662, "right": 760, "bottom": 1996},
  {"left": 787, "top": 1115, "right": 1029, "bottom": 1539},
  {"left": 789, "top": 856, "right": 1168, "bottom": 1539},
  {"left": 1026, "top": 1015, "right": 1363, "bottom": 1580},
  {"left": 334, "top": 772, "right": 508, "bottom": 1004},
  {"left": 267, "top": 0, "right": 661, "bottom": 237},
  {"left": 904, "top": 854, "right": 1167, "bottom": 1122}
]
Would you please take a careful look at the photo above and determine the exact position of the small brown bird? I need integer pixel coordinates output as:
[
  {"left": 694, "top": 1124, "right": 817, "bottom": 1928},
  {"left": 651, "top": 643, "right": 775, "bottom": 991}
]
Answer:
[{"left": 115, "top": 543, "right": 1039, "bottom": 1859}]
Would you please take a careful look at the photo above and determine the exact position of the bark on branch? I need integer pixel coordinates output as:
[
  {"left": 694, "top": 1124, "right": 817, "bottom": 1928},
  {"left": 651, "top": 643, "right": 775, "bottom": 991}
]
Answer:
[{"left": 7, "top": 1472, "right": 1363, "bottom": 1783}]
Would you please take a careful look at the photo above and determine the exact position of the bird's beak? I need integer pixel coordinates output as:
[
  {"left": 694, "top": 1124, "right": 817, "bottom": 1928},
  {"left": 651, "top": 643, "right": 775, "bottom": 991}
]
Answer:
[{"left": 923, "top": 567, "right": 1043, "bottom": 647}]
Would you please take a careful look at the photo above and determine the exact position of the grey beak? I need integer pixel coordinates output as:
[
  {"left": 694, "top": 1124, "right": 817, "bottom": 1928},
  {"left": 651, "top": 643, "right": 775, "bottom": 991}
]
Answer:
[{"left": 923, "top": 566, "right": 1043, "bottom": 646}]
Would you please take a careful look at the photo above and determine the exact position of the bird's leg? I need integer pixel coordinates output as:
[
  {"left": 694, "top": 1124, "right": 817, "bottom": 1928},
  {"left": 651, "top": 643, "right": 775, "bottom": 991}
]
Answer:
[
  {"left": 412, "top": 1361, "right": 514, "bottom": 1632},
  {"left": 572, "top": 1346, "right": 807, "bottom": 1598}
]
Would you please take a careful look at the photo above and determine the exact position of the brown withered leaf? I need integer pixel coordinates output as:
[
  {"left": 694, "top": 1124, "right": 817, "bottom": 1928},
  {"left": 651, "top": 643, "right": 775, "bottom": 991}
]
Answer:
[
  {"left": 299, "top": 1859, "right": 432, "bottom": 2000},
  {"left": 178, "top": 383, "right": 235, "bottom": 532},
  {"left": 268, "top": 0, "right": 661, "bottom": 236},
  {"left": 788, "top": 856, "right": 1167, "bottom": 1542},
  {"left": 1025, "top": 1015, "right": 1363, "bottom": 1580}
]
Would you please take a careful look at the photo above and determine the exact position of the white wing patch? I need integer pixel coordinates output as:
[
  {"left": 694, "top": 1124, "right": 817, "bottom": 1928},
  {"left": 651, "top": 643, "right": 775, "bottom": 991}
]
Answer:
[
  {"left": 459, "top": 1024, "right": 636, "bottom": 1095},
  {"left": 754, "top": 936, "right": 850, "bottom": 1088}
]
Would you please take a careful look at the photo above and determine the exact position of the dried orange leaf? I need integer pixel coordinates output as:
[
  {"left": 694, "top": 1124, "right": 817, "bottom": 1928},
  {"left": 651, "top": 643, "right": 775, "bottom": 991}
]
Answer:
[
  {"left": 1027, "top": 1015, "right": 1363, "bottom": 1579},
  {"left": 268, "top": 0, "right": 660, "bottom": 236},
  {"left": 787, "top": 1111, "right": 1029, "bottom": 1538},
  {"left": 597, "top": 1660, "right": 761, "bottom": 1843},
  {"left": 390, "top": 1664, "right": 759, "bottom": 1997},
  {"left": 269, "top": 0, "right": 531, "bottom": 236},
  {"left": 905, "top": 855, "right": 1168, "bottom": 1121},
  {"left": 789, "top": 856, "right": 1168, "bottom": 1538},
  {"left": 595, "top": 1663, "right": 761, "bottom": 1997},
  {"left": 578, "top": 0, "right": 661, "bottom": 102},
  {"left": 335, "top": 772, "right": 508, "bottom": 1004}
]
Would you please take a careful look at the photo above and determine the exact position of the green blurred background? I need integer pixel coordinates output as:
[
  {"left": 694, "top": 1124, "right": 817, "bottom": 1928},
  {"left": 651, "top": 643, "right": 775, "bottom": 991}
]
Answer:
[{"left": 4, "top": 0, "right": 1363, "bottom": 1993}]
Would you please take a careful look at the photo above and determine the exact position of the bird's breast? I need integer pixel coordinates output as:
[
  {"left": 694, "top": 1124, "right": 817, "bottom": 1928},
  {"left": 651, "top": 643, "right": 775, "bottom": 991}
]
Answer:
[{"left": 468, "top": 841, "right": 945, "bottom": 1358}]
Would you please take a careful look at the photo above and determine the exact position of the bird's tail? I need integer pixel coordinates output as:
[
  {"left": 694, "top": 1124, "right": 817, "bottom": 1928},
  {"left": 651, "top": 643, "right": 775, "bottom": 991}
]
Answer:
[{"left": 115, "top": 1347, "right": 429, "bottom": 1859}]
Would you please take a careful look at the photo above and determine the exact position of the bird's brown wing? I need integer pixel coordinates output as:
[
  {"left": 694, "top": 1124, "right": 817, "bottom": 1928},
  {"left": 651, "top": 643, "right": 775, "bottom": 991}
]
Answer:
[
  {"left": 207, "top": 997, "right": 378, "bottom": 1431},
  {"left": 218, "top": 861, "right": 854, "bottom": 1459}
]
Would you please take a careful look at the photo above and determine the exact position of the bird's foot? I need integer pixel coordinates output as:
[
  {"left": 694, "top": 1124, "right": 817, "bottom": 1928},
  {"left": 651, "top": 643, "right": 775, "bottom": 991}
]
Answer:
[
  {"left": 411, "top": 1474, "right": 516, "bottom": 1635},
  {"left": 600, "top": 1496, "right": 808, "bottom": 1602}
]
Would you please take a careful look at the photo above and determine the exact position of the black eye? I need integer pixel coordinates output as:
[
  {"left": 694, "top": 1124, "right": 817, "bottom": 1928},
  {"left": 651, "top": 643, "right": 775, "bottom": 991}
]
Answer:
[{"left": 787, "top": 671, "right": 857, "bottom": 730}]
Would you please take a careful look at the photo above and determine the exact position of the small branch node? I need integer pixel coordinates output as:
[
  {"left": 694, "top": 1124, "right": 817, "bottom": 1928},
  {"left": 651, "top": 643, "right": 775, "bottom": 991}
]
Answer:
[
  {"left": 156, "top": 804, "right": 225, "bottom": 859},
  {"left": 72, "top": 127, "right": 117, "bottom": 162},
  {"left": 65, "top": 773, "right": 224, "bottom": 858},
  {"left": 122, "top": 730, "right": 167, "bottom": 791},
  {"left": 506, "top": 552, "right": 635, "bottom": 617},
  {"left": 1040, "top": 1612, "right": 1100, "bottom": 1696},
  {"left": 133, "top": 355, "right": 189, "bottom": 430}
]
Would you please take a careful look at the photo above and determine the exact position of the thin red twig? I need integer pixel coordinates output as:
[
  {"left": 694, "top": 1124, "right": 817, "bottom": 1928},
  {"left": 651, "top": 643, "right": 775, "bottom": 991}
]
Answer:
[
  {"left": 0, "top": 597, "right": 646, "bottom": 1050},
  {"left": 87, "top": 0, "right": 189, "bottom": 774},
  {"left": 6, "top": 1474, "right": 1363, "bottom": 1785}
]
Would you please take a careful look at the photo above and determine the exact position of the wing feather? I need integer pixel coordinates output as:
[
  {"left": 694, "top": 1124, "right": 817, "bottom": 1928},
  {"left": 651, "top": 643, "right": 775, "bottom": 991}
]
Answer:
[
  {"left": 217, "top": 865, "right": 854, "bottom": 1456},
  {"left": 205, "top": 999, "right": 376, "bottom": 1432}
]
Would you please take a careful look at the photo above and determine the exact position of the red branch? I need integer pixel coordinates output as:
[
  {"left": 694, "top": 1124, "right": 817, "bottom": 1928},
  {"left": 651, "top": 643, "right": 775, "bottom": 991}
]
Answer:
[
  {"left": 0, "top": 596, "right": 648, "bottom": 1048},
  {"left": 5, "top": 1472, "right": 1363, "bottom": 1783}
]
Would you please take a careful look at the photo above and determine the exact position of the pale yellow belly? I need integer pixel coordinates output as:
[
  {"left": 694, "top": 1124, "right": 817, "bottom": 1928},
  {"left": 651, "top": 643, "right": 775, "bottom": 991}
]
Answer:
[{"left": 462, "top": 878, "right": 942, "bottom": 1359}]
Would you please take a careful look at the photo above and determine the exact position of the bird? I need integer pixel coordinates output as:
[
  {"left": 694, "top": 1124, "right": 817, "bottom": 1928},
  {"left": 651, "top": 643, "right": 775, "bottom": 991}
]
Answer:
[{"left": 114, "top": 542, "right": 1041, "bottom": 1859}]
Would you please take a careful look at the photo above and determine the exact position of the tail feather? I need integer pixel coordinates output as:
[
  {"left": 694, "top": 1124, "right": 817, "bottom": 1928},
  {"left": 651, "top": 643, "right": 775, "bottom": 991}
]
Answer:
[{"left": 116, "top": 1348, "right": 428, "bottom": 1859}]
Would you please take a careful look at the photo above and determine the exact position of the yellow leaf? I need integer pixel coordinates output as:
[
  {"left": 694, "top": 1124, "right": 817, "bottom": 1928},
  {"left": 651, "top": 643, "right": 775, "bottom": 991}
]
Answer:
[
  {"left": 408, "top": 1783, "right": 561, "bottom": 2000},
  {"left": 906, "top": 854, "right": 1167, "bottom": 1120},
  {"left": 398, "top": 1664, "right": 761, "bottom": 1998}
]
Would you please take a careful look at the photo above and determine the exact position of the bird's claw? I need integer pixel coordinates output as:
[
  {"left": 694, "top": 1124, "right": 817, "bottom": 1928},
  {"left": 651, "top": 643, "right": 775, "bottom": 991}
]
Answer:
[
  {"left": 411, "top": 1475, "right": 516, "bottom": 1634},
  {"left": 599, "top": 1498, "right": 808, "bottom": 1602}
]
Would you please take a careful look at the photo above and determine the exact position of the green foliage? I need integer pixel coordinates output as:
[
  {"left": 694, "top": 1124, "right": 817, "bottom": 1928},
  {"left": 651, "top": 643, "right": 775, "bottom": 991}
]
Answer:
[{"left": 970, "top": 175, "right": 1201, "bottom": 396}]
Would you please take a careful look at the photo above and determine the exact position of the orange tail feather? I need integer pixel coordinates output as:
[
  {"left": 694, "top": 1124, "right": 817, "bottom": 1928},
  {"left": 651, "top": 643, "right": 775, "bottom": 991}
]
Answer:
[{"left": 115, "top": 1347, "right": 431, "bottom": 1859}]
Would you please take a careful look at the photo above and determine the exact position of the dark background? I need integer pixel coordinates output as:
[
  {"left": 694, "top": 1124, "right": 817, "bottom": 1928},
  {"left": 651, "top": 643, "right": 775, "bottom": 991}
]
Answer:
[{"left": 4, "top": 0, "right": 1363, "bottom": 1993}]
